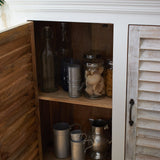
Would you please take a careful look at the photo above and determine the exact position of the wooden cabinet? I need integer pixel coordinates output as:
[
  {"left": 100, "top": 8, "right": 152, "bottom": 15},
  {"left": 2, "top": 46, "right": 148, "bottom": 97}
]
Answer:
[
  {"left": 0, "top": 22, "right": 42, "bottom": 160},
  {"left": 126, "top": 25, "right": 160, "bottom": 160},
  {"left": 0, "top": 21, "right": 113, "bottom": 160}
]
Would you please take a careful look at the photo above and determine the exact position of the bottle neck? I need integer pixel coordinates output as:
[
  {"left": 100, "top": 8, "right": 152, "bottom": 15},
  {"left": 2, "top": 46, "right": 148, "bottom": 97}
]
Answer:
[{"left": 45, "top": 38, "right": 51, "bottom": 49}]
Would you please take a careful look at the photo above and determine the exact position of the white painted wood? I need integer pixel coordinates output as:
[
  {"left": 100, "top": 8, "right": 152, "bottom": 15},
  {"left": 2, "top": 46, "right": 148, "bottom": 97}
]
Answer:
[
  {"left": 10, "top": 0, "right": 160, "bottom": 15},
  {"left": 136, "top": 137, "right": 160, "bottom": 149},
  {"left": 136, "top": 146, "right": 160, "bottom": 158},
  {"left": 139, "top": 71, "right": 160, "bottom": 83},
  {"left": 136, "top": 154, "right": 160, "bottom": 160},
  {"left": 137, "top": 118, "right": 160, "bottom": 132},
  {"left": 139, "top": 61, "right": 160, "bottom": 72},
  {"left": 137, "top": 128, "right": 160, "bottom": 140},
  {"left": 138, "top": 91, "right": 160, "bottom": 102},
  {"left": 125, "top": 25, "right": 140, "bottom": 160},
  {"left": 138, "top": 101, "right": 160, "bottom": 112},
  {"left": 140, "top": 50, "right": 160, "bottom": 62},
  {"left": 137, "top": 110, "right": 160, "bottom": 121},
  {"left": 112, "top": 22, "right": 128, "bottom": 160},
  {"left": 139, "top": 81, "right": 160, "bottom": 93},
  {"left": 140, "top": 39, "right": 160, "bottom": 50},
  {"left": 126, "top": 25, "right": 160, "bottom": 160}
]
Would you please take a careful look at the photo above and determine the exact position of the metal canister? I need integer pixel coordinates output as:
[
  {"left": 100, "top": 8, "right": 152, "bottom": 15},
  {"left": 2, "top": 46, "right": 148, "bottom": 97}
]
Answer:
[
  {"left": 68, "top": 64, "right": 81, "bottom": 98},
  {"left": 53, "top": 122, "right": 70, "bottom": 158}
]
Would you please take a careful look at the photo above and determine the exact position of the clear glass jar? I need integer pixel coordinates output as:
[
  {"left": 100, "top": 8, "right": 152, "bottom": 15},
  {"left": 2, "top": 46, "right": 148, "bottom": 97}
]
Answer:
[
  {"left": 105, "top": 60, "right": 113, "bottom": 97},
  {"left": 84, "top": 52, "right": 105, "bottom": 99}
]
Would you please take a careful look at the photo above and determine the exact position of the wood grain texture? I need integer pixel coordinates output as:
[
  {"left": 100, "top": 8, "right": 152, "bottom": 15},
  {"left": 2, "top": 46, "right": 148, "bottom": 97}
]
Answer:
[
  {"left": 43, "top": 147, "right": 111, "bottom": 160},
  {"left": 0, "top": 22, "right": 41, "bottom": 160},
  {"left": 39, "top": 89, "right": 112, "bottom": 109}
]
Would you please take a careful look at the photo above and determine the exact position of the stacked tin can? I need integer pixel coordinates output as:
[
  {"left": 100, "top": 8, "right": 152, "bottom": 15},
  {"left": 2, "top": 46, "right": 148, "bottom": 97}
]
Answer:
[{"left": 68, "top": 64, "right": 81, "bottom": 98}]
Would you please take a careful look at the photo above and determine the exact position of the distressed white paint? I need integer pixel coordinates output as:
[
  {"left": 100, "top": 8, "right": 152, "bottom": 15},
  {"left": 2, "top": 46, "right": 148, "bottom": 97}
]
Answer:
[
  {"left": 3, "top": 1, "right": 160, "bottom": 160},
  {"left": 126, "top": 25, "right": 160, "bottom": 160}
]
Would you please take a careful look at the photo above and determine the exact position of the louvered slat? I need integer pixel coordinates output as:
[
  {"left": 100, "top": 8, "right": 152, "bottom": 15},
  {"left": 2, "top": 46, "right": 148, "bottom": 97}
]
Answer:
[
  {"left": 138, "top": 100, "right": 160, "bottom": 112},
  {"left": 139, "top": 71, "right": 160, "bottom": 83},
  {"left": 136, "top": 146, "right": 160, "bottom": 158},
  {"left": 136, "top": 137, "right": 160, "bottom": 149},
  {"left": 140, "top": 38, "right": 160, "bottom": 50},
  {"left": 137, "top": 128, "right": 160, "bottom": 140},
  {"left": 137, "top": 110, "right": 160, "bottom": 121},
  {"left": 136, "top": 154, "right": 160, "bottom": 160}
]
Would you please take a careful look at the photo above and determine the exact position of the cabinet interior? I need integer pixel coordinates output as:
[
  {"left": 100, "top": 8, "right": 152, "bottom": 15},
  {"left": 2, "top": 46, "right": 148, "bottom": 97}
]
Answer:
[{"left": 33, "top": 21, "right": 113, "bottom": 159}]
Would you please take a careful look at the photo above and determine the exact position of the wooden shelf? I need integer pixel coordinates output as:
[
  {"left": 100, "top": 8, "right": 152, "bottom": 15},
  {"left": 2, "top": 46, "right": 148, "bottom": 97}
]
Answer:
[
  {"left": 44, "top": 149, "right": 111, "bottom": 160},
  {"left": 39, "top": 89, "right": 112, "bottom": 109}
]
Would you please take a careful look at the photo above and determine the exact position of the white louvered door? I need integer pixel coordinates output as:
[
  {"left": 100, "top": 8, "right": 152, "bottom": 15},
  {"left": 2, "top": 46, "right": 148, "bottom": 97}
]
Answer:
[{"left": 126, "top": 25, "right": 160, "bottom": 160}]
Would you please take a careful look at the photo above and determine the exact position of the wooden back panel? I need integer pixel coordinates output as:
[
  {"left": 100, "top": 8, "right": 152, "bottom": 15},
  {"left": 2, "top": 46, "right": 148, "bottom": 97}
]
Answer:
[{"left": 0, "top": 22, "right": 42, "bottom": 160}]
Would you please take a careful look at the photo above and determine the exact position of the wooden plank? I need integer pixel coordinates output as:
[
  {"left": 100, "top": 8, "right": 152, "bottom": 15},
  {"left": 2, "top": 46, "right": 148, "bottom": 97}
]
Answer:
[
  {"left": 137, "top": 119, "right": 160, "bottom": 131},
  {"left": 140, "top": 50, "right": 160, "bottom": 62},
  {"left": 138, "top": 100, "right": 160, "bottom": 112},
  {"left": 0, "top": 107, "right": 36, "bottom": 139},
  {"left": 39, "top": 89, "right": 112, "bottom": 109},
  {"left": 0, "top": 99, "right": 34, "bottom": 131},
  {"left": 138, "top": 91, "right": 160, "bottom": 102},
  {"left": 0, "top": 92, "right": 34, "bottom": 120},
  {"left": 1, "top": 117, "right": 36, "bottom": 145},
  {"left": 30, "top": 21, "right": 43, "bottom": 160},
  {"left": 0, "top": 53, "right": 32, "bottom": 78},
  {"left": 137, "top": 128, "right": 160, "bottom": 140},
  {"left": 43, "top": 149, "right": 111, "bottom": 160},
  {"left": 1, "top": 123, "right": 37, "bottom": 155},
  {"left": 139, "top": 61, "right": 160, "bottom": 72},
  {"left": 137, "top": 109, "right": 160, "bottom": 121},
  {"left": 0, "top": 43, "right": 31, "bottom": 66},
  {"left": 0, "top": 86, "right": 34, "bottom": 112},
  {"left": 136, "top": 137, "right": 160, "bottom": 149},
  {"left": 125, "top": 25, "right": 140, "bottom": 160},
  {"left": 7, "top": 127, "right": 37, "bottom": 160},
  {"left": 0, "top": 22, "right": 31, "bottom": 46},
  {"left": 138, "top": 81, "right": 160, "bottom": 93},
  {"left": 0, "top": 35, "right": 30, "bottom": 57},
  {"left": 136, "top": 154, "right": 160, "bottom": 160},
  {"left": 0, "top": 73, "right": 33, "bottom": 102},
  {"left": 136, "top": 146, "right": 160, "bottom": 158},
  {"left": 139, "top": 71, "right": 160, "bottom": 83},
  {"left": 0, "top": 63, "right": 32, "bottom": 90},
  {"left": 139, "top": 26, "right": 160, "bottom": 39},
  {"left": 140, "top": 38, "right": 160, "bottom": 50},
  {"left": 18, "top": 140, "right": 38, "bottom": 160}
]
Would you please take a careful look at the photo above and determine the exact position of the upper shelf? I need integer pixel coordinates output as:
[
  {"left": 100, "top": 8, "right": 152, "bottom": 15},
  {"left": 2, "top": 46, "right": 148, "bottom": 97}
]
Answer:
[{"left": 38, "top": 88, "right": 112, "bottom": 109}]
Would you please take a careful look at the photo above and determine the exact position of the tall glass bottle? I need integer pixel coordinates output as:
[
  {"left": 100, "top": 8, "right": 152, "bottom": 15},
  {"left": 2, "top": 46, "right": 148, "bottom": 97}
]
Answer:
[
  {"left": 41, "top": 26, "right": 57, "bottom": 92},
  {"left": 56, "top": 22, "right": 72, "bottom": 91}
]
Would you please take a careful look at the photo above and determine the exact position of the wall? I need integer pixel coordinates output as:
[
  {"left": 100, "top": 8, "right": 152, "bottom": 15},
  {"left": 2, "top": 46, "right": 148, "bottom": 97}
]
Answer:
[{"left": 7, "top": 1, "right": 160, "bottom": 160}]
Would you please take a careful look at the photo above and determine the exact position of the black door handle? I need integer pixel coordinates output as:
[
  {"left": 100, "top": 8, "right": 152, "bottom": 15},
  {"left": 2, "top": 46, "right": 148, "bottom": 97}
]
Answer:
[{"left": 129, "top": 99, "right": 134, "bottom": 126}]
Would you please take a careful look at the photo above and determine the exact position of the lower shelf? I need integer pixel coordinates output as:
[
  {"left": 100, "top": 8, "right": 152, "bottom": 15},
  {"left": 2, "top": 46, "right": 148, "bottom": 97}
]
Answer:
[{"left": 44, "top": 148, "right": 111, "bottom": 160}]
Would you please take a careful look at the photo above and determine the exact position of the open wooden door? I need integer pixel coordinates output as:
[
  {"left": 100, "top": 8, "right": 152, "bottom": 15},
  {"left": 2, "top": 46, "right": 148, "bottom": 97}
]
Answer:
[
  {"left": 0, "top": 22, "right": 42, "bottom": 160},
  {"left": 126, "top": 25, "right": 160, "bottom": 160}
]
